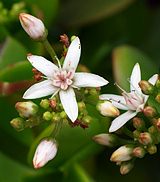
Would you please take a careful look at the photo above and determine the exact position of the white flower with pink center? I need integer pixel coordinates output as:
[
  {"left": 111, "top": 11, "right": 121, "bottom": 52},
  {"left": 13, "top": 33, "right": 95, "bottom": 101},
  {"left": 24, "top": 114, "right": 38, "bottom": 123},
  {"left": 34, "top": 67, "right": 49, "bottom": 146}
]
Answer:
[
  {"left": 23, "top": 37, "right": 108, "bottom": 122},
  {"left": 100, "top": 63, "right": 158, "bottom": 132}
]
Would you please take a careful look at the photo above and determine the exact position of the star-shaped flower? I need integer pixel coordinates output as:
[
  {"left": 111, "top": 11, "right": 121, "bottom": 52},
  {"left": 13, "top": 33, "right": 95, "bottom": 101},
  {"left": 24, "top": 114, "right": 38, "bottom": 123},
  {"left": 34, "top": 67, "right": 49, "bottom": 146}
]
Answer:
[
  {"left": 100, "top": 63, "right": 158, "bottom": 132},
  {"left": 23, "top": 37, "right": 108, "bottom": 122}
]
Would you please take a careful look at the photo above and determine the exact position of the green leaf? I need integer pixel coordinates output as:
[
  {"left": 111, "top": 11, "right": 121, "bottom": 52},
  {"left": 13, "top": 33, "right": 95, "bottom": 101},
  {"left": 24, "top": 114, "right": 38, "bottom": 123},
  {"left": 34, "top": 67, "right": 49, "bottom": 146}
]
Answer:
[
  {"left": 0, "top": 152, "right": 35, "bottom": 182},
  {"left": 60, "top": 0, "right": 135, "bottom": 27},
  {"left": 0, "top": 61, "right": 33, "bottom": 82},
  {"left": 112, "top": 45, "right": 157, "bottom": 90},
  {"left": 24, "top": 0, "right": 59, "bottom": 27},
  {"left": 0, "top": 37, "right": 27, "bottom": 69}
]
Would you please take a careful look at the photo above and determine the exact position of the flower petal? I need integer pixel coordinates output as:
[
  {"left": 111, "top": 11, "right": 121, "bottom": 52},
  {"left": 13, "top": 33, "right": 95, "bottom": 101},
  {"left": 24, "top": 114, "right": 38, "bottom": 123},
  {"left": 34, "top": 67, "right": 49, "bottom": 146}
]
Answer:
[
  {"left": 23, "top": 80, "right": 58, "bottom": 99},
  {"left": 99, "top": 94, "right": 128, "bottom": 110},
  {"left": 27, "top": 55, "right": 58, "bottom": 77},
  {"left": 109, "top": 111, "right": 137, "bottom": 132},
  {"left": 59, "top": 88, "right": 78, "bottom": 122},
  {"left": 63, "top": 37, "right": 81, "bottom": 72},
  {"left": 74, "top": 72, "right": 108, "bottom": 87},
  {"left": 148, "top": 74, "right": 158, "bottom": 85},
  {"left": 130, "top": 63, "right": 141, "bottom": 93}
]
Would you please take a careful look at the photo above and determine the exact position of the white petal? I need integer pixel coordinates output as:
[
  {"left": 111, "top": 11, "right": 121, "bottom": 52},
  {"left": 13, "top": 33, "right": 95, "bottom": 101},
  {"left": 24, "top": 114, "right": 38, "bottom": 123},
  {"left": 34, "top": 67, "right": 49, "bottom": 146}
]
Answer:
[
  {"left": 99, "top": 94, "right": 128, "bottom": 110},
  {"left": 23, "top": 80, "right": 58, "bottom": 99},
  {"left": 109, "top": 111, "right": 137, "bottom": 132},
  {"left": 59, "top": 88, "right": 78, "bottom": 122},
  {"left": 74, "top": 72, "right": 108, "bottom": 87},
  {"left": 63, "top": 37, "right": 81, "bottom": 72},
  {"left": 27, "top": 55, "right": 58, "bottom": 77},
  {"left": 130, "top": 63, "right": 141, "bottom": 93},
  {"left": 148, "top": 74, "right": 158, "bottom": 85}
]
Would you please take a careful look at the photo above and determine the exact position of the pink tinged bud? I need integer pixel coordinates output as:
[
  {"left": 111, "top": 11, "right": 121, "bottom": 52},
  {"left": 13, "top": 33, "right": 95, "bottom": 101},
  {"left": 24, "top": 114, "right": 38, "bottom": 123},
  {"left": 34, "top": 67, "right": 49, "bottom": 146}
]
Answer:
[
  {"left": 132, "top": 117, "right": 145, "bottom": 130},
  {"left": 15, "top": 101, "right": 38, "bottom": 118},
  {"left": 19, "top": 13, "right": 47, "bottom": 41},
  {"left": 110, "top": 146, "right": 133, "bottom": 162},
  {"left": 120, "top": 162, "right": 134, "bottom": 175},
  {"left": 138, "top": 132, "right": 152, "bottom": 145},
  {"left": 93, "top": 133, "right": 116, "bottom": 147},
  {"left": 97, "top": 101, "right": 120, "bottom": 117},
  {"left": 143, "top": 106, "right": 157, "bottom": 118},
  {"left": 33, "top": 139, "right": 58, "bottom": 169},
  {"left": 132, "top": 147, "right": 145, "bottom": 158}
]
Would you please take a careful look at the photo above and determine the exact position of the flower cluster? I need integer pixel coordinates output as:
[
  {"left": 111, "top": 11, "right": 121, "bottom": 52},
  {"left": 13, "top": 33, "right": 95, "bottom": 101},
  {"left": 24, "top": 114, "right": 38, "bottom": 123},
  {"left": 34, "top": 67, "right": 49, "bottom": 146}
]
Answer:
[{"left": 10, "top": 13, "right": 160, "bottom": 174}]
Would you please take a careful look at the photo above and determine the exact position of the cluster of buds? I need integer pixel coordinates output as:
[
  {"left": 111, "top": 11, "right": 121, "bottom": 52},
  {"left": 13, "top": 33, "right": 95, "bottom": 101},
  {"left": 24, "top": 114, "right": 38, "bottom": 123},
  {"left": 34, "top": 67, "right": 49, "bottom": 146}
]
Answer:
[{"left": 95, "top": 70, "right": 160, "bottom": 174}]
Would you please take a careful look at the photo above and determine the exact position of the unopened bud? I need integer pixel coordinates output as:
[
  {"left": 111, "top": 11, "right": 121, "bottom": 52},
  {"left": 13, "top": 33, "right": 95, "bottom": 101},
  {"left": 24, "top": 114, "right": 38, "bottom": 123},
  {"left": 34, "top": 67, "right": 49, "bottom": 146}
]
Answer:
[
  {"left": 120, "top": 162, "right": 134, "bottom": 175},
  {"left": 10, "top": 117, "right": 25, "bottom": 131},
  {"left": 19, "top": 13, "right": 47, "bottom": 41},
  {"left": 40, "top": 99, "right": 50, "bottom": 109},
  {"left": 82, "top": 115, "right": 92, "bottom": 124},
  {"left": 132, "top": 147, "right": 145, "bottom": 158},
  {"left": 132, "top": 117, "right": 145, "bottom": 130},
  {"left": 15, "top": 101, "right": 38, "bottom": 118},
  {"left": 33, "top": 138, "right": 58, "bottom": 169},
  {"left": 59, "top": 111, "right": 67, "bottom": 119},
  {"left": 139, "top": 80, "right": 154, "bottom": 95},
  {"left": 138, "top": 132, "right": 152, "bottom": 145},
  {"left": 110, "top": 146, "right": 133, "bottom": 162},
  {"left": 49, "top": 99, "right": 57, "bottom": 109},
  {"left": 155, "top": 94, "right": 160, "bottom": 103},
  {"left": 154, "top": 118, "right": 160, "bottom": 130},
  {"left": 156, "top": 78, "right": 160, "bottom": 88},
  {"left": 133, "top": 130, "right": 140, "bottom": 139},
  {"left": 147, "top": 145, "right": 157, "bottom": 154},
  {"left": 143, "top": 106, "right": 157, "bottom": 118},
  {"left": 78, "top": 102, "right": 86, "bottom": 111},
  {"left": 43, "top": 111, "right": 52, "bottom": 121},
  {"left": 52, "top": 113, "right": 61, "bottom": 123},
  {"left": 93, "top": 133, "right": 117, "bottom": 147},
  {"left": 97, "top": 101, "right": 120, "bottom": 117}
]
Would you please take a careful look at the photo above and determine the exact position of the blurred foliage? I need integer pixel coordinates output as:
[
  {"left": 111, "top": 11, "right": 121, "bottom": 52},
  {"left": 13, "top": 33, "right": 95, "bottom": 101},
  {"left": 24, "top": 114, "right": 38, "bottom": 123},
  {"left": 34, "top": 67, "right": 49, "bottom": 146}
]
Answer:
[{"left": 0, "top": 0, "right": 160, "bottom": 181}]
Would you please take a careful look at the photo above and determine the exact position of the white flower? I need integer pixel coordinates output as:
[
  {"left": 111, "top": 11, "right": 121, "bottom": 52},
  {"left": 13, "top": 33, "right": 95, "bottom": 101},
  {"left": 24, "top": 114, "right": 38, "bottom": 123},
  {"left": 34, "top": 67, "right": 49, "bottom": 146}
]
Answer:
[
  {"left": 100, "top": 63, "right": 158, "bottom": 132},
  {"left": 23, "top": 37, "right": 108, "bottom": 122},
  {"left": 19, "top": 13, "right": 47, "bottom": 41},
  {"left": 33, "top": 139, "right": 57, "bottom": 169}
]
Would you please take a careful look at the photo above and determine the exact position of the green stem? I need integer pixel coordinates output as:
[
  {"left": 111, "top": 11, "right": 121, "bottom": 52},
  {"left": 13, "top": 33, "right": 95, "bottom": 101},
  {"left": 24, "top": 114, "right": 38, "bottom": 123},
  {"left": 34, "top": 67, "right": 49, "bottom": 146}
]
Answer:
[
  {"left": 51, "top": 120, "right": 63, "bottom": 138},
  {"left": 42, "top": 39, "right": 58, "bottom": 63},
  {"left": 122, "top": 127, "right": 134, "bottom": 138}
]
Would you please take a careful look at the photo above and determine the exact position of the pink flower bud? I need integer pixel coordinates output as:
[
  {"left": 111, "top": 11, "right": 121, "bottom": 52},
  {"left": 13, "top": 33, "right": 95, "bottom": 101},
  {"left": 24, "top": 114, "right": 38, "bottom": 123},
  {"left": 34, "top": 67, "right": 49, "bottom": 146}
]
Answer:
[
  {"left": 33, "top": 139, "right": 58, "bottom": 169},
  {"left": 19, "top": 13, "right": 47, "bottom": 41}
]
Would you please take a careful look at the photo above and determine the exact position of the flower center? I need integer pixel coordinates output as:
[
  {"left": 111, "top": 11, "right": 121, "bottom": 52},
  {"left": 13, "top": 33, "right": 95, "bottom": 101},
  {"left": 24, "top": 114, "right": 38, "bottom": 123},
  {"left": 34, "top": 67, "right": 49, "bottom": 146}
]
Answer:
[
  {"left": 122, "top": 92, "right": 144, "bottom": 111},
  {"left": 52, "top": 69, "right": 74, "bottom": 90}
]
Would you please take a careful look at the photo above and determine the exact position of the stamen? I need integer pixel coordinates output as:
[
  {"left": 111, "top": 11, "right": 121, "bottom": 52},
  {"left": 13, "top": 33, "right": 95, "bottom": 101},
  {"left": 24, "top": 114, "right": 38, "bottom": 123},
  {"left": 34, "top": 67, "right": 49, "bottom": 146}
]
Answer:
[
  {"left": 114, "top": 82, "right": 126, "bottom": 93},
  {"left": 54, "top": 55, "right": 62, "bottom": 69}
]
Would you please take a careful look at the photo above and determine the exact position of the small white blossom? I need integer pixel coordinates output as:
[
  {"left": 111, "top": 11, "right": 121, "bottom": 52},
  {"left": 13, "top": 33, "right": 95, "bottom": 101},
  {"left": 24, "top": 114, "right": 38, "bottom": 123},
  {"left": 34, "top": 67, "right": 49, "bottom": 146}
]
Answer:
[
  {"left": 23, "top": 37, "right": 108, "bottom": 122},
  {"left": 19, "top": 13, "right": 46, "bottom": 41},
  {"left": 33, "top": 139, "right": 57, "bottom": 169},
  {"left": 100, "top": 63, "right": 158, "bottom": 132}
]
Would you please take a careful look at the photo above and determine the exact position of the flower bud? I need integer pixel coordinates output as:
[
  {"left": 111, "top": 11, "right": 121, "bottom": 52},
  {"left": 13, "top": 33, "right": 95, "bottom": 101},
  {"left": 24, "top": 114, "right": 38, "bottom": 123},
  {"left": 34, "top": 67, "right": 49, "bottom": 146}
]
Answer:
[
  {"left": 143, "top": 106, "right": 157, "bottom": 118},
  {"left": 15, "top": 101, "right": 38, "bottom": 118},
  {"left": 154, "top": 118, "right": 160, "bottom": 130},
  {"left": 97, "top": 101, "right": 120, "bottom": 117},
  {"left": 33, "top": 138, "right": 58, "bottom": 169},
  {"left": 110, "top": 146, "right": 133, "bottom": 162},
  {"left": 40, "top": 99, "right": 50, "bottom": 109},
  {"left": 19, "top": 13, "right": 47, "bottom": 41},
  {"left": 155, "top": 94, "right": 160, "bottom": 103},
  {"left": 82, "top": 115, "right": 92, "bottom": 124},
  {"left": 138, "top": 132, "right": 152, "bottom": 145},
  {"left": 120, "top": 162, "right": 134, "bottom": 175},
  {"left": 93, "top": 133, "right": 117, "bottom": 147},
  {"left": 78, "top": 102, "right": 86, "bottom": 111},
  {"left": 139, "top": 80, "right": 154, "bottom": 95},
  {"left": 132, "top": 117, "right": 145, "bottom": 130},
  {"left": 147, "top": 145, "right": 157, "bottom": 154},
  {"left": 43, "top": 111, "right": 52, "bottom": 121},
  {"left": 10, "top": 117, "right": 25, "bottom": 131},
  {"left": 132, "top": 147, "right": 145, "bottom": 158}
]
